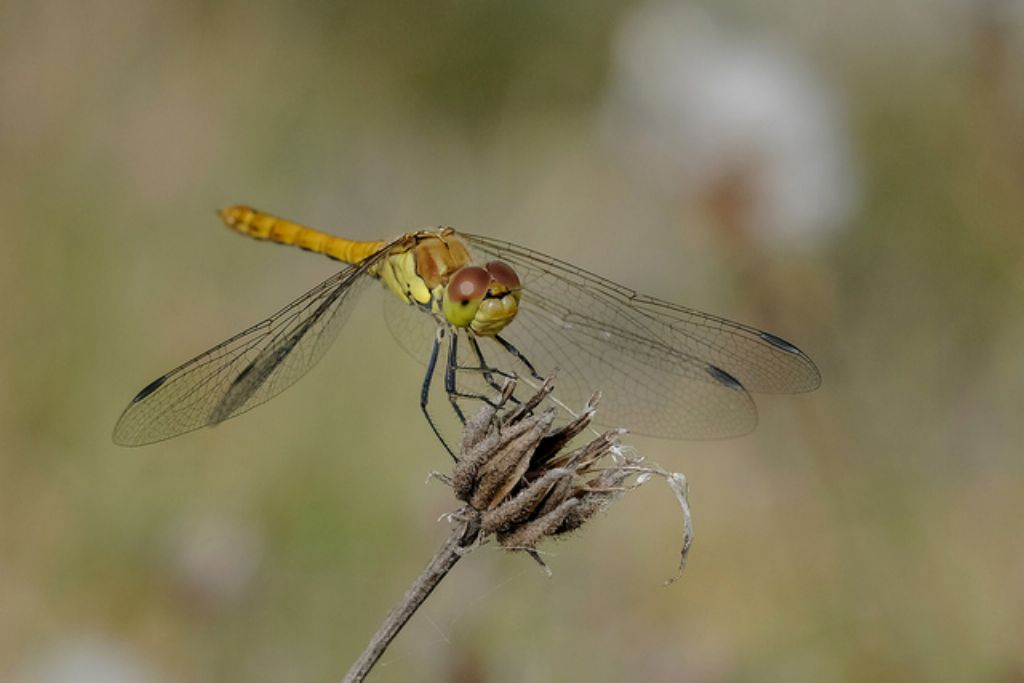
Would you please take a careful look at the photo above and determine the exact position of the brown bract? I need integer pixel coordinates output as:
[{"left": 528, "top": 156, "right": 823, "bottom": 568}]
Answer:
[{"left": 444, "top": 377, "right": 687, "bottom": 575}]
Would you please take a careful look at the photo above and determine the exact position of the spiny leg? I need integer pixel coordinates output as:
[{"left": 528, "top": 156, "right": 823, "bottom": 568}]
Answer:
[
  {"left": 494, "top": 333, "right": 544, "bottom": 381},
  {"left": 421, "top": 327, "right": 456, "bottom": 459},
  {"left": 466, "top": 334, "right": 518, "bottom": 396},
  {"left": 445, "top": 330, "right": 504, "bottom": 420},
  {"left": 444, "top": 331, "right": 468, "bottom": 425}
]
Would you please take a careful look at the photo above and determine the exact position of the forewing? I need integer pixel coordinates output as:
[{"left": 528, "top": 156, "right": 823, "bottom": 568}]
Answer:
[
  {"left": 463, "top": 233, "right": 820, "bottom": 439},
  {"left": 113, "top": 254, "right": 384, "bottom": 446}
]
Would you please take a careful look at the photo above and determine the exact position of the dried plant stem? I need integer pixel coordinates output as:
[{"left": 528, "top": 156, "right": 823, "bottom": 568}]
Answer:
[
  {"left": 342, "top": 514, "right": 481, "bottom": 683},
  {"left": 342, "top": 378, "right": 691, "bottom": 680}
]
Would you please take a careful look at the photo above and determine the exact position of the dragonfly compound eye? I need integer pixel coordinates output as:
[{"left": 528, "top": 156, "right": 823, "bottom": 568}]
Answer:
[
  {"left": 443, "top": 266, "right": 490, "bottom": 328},
  {"left": 449, "top": 266, "right": 490, "bottom": 303},
  {"left": 485, "top": 260, "right": 521, "bottom": 292}
]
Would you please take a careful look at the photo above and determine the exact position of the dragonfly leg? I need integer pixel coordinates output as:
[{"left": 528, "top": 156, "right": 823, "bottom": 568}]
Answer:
[
  {"left": 421, "top": 327, "right": 456, "bottom": 460},
  {"left": 494, "top": 334, "right": 544, "bottom": 381},
  {"left": 466, "top": 335, "right": 519, "bottom": 398},
  {"left": 445, "top": 330, "right": 506, "bottom": 418},
  {"left": 444, "top": 332, "right": 469, "bottom": 425}
]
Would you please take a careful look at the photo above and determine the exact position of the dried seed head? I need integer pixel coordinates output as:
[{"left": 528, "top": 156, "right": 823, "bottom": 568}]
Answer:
[{"left": 445, "top": 378, "right": 690, "bottom": 581}]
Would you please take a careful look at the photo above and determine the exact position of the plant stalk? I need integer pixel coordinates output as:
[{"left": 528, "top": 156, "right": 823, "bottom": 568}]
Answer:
[{"left": 342, "top": 514, "right": 480, "bottom": 683}]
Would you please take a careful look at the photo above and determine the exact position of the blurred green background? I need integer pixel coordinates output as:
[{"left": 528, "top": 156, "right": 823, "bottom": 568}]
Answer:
[{"left": 3, "top": 1, "right": 1023, "bottom": 681}]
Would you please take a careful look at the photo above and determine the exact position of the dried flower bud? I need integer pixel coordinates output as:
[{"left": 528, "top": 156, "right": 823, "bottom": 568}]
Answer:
[{"left": 446, "top": 378, "right": 692, "bottom": 580}]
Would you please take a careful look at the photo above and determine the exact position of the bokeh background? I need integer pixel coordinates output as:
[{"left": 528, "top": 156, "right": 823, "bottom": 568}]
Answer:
[{"left": 3, "top": 1, "right": 1023, "bottom": 681}]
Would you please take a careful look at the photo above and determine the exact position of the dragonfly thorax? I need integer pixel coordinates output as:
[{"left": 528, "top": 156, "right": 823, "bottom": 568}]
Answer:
[{"left": 374, "top": 228, "right": 470, "bottom": 307}]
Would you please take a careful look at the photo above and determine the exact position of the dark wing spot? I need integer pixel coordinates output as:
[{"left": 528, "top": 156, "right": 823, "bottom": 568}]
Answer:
[
  {"left": 759, "top": 331, "right": 802, "bottom": 354},
  {"left": 232, "top": 361, "right": 255, "bottom": 386},
  {"left": 706, "top": 364, "right": 744, "bottom": 391},
  {"left": 132, "top": 375, "right": 167, "bottom": 403}
]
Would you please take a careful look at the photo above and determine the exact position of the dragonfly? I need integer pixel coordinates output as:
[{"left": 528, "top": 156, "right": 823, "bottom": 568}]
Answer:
[{"left": 113, "top": 206, "right": 820, "bottom": 450}]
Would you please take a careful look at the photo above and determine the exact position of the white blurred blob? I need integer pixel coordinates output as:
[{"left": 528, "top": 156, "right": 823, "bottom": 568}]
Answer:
[
  {"left": 168, "top": 512, "right": 263, "bottom": 608},
  {"left": 15, "top": 635, "right": 165, "bottom": 683},
  {"left": 603, "top": 1, "right": 857, "bottom": 247}
]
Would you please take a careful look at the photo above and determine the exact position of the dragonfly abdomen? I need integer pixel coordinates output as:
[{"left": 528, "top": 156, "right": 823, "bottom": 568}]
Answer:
[{"left": 219, "top": 205, "right": 386, "bottom": 264}]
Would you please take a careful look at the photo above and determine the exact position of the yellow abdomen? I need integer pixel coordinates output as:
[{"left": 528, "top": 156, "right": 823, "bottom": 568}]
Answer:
[{"left": 219, "top": 205, "right": 386, "bottom": 264}]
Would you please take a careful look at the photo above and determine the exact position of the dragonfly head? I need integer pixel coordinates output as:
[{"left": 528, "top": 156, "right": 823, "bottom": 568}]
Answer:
[{"left": 443, "top": 260, "right": 521, "bottom": 335}]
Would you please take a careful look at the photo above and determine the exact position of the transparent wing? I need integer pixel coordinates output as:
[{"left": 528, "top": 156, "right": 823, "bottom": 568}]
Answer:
[
  {"left": 462, "top": 233, "right": 821, "bottom": 439},
  {"left": 382, "top": 281, "right": 440, "bottom": 366},
  {"left": 113, "top": 250, "right": 389, "bottom": 446}
]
